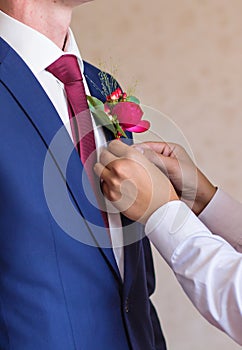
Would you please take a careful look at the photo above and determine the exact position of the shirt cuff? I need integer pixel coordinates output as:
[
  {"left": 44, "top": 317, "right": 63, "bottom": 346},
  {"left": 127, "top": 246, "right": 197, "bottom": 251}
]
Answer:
[{"left": 145, "top": 201, "right": 212, "bottom": 265}]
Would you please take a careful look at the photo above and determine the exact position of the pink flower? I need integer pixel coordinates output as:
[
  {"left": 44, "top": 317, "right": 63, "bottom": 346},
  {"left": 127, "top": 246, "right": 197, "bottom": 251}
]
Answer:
[{"left": 112, "top": 102, "right": 150, "bottom": 133}]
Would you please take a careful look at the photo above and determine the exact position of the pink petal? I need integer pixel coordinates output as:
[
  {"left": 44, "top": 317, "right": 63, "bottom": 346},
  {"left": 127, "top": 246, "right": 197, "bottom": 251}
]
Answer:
[
  {"left": 112, "top": 102, "right": 143, "bottom": 126},
  {"left": 126, "top": 120, "right": 150, "bottom": 133}
]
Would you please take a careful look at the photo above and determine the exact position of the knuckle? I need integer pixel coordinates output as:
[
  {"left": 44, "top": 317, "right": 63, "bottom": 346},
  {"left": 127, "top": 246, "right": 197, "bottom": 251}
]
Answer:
[
  {"left": 109, "top": 176, "right": 121, "bottom": 189},
  {"left": 102, "top": 184, "right": 118, "bottom": 202},
  {"left": 105, "top": 188, "right": 119, "bottom": 202},
  {"left": 109, "top": 189, "right": 120, "bottom": 202},
  {"left": 112, "top": 161, "right": 126, "bottom": 177}
]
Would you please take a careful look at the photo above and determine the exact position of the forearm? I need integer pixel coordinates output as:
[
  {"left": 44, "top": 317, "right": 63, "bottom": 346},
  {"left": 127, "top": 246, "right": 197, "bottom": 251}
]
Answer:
[
  {"left": 174, "top": 234, "right": 242, "bottom": 346},
  {"left": 145, "top": 201, "right": 242, "bottom": 345}
]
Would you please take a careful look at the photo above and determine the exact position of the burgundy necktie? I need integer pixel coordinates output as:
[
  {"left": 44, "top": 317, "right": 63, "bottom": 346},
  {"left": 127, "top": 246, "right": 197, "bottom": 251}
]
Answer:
[
  {"left": 46, "top": 54, "right": 96, "bottom": 169},
  {"left": 46, "top": 55, "right": 109, "bottom": 228}
]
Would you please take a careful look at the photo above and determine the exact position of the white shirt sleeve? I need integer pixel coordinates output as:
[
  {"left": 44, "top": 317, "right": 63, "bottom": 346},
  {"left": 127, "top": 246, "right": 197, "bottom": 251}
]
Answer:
[
  {"left": 199, "top": 188, "right": 242, "bottom": 252},
  {"left": 145, "top": 201, "right": 242, "bottom": 346}
]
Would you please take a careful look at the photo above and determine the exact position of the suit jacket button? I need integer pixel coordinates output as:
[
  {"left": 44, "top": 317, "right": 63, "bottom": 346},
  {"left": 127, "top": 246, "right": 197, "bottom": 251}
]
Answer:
[{"left": 125, "top": 298, "right": 129, "bottom": 313}]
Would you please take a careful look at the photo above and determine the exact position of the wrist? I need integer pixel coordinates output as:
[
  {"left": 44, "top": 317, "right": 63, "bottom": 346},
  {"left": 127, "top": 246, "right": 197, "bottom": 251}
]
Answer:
[
  {"left": 193, "top": 181, "right": 217, "bottom": 216},
  {"left": 142, "top": 186, "right": 179, "bottom": 225}
]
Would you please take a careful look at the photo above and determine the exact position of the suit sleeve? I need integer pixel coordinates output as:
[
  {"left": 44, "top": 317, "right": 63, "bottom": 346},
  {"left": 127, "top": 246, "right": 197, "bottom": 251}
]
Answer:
[{"left": 199, "top": 188, "right": 242, "bottom": 252}]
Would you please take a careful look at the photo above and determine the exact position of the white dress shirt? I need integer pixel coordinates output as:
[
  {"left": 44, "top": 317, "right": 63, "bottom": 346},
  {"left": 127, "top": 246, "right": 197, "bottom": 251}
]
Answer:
[
  {"left": 145, "top": 188, "right": 242, "bottom": 346},
  {"left": 0, "top": 10, "right": 124, "bottom": 279}
]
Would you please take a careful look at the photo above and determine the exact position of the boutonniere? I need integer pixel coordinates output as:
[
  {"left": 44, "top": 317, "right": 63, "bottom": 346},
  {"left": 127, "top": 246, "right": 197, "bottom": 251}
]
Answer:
[{"left": 86, "top": 72, "right": 150, "bottom": 139}]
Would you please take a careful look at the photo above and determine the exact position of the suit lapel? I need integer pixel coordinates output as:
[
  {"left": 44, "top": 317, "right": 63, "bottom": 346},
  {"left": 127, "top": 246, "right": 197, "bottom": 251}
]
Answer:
[
  {"left": 84, "top": 62, "right": 145, "bottom": 291},
  {"left": 0, "top": 39, "right": 121, "bottom": 281},
  {"left": 122, "top": 216, "right": 143, "bottom": 295}
]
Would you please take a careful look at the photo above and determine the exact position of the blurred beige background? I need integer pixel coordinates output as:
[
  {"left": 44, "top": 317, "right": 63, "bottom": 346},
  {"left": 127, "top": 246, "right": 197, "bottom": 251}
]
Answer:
[{"left": 72, "top": 1, "right": 242, "bottom": 349}]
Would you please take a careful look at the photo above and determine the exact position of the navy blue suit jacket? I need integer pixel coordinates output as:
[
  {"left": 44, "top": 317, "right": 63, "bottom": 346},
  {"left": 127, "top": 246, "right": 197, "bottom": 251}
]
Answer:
[{"left": 0, "top": 37, "right": 166, "bottom": 350}]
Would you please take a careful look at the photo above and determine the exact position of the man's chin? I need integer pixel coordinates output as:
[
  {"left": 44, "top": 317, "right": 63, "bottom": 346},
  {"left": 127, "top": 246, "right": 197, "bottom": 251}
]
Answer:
[
  {"left": 75, "top": 0, "right": 94, "bottom": 5},
  {"left": 64, "top": 0, "right": 94, "bottom": 8}
]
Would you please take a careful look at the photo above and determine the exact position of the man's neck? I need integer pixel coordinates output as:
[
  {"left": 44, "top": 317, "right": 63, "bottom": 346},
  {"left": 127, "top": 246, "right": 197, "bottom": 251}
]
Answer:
[{"left": 0, "top": 1, "right": 73, "bottom": 49}]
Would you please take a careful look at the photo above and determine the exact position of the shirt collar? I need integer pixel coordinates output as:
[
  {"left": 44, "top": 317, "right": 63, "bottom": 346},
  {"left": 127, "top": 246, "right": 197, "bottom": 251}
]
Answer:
[{"left": 0, "top": 10, "right": 84, "bottom": 75}]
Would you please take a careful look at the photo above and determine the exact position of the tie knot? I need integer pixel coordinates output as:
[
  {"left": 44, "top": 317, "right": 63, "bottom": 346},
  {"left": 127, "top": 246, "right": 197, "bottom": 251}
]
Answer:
[{"left": 46, "top": 54, "right": 82, "bottom": 85}]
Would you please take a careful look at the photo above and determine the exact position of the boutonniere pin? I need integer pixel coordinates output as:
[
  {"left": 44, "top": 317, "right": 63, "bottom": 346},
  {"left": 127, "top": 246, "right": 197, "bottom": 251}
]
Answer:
[{"left": 87, "top": 76, "right": 150, "bottom": 139}]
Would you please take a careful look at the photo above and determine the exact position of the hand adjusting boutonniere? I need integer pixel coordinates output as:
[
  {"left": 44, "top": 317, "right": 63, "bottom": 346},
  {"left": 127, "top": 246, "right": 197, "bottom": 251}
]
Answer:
[{"left": 87, "top": 79, "right": 150, "bottom": 139}]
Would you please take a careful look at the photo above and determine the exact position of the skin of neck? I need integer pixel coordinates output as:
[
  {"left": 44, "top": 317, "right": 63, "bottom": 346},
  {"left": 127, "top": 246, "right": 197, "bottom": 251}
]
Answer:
[{"left": 0, "top": 0, "right": 75, "bottom": 49}]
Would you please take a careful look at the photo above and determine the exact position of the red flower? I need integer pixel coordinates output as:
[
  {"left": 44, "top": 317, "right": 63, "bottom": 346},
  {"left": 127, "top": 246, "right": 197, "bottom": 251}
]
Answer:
[{"left": 112, "top": 102, "right": 150, "bottom": 133}]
